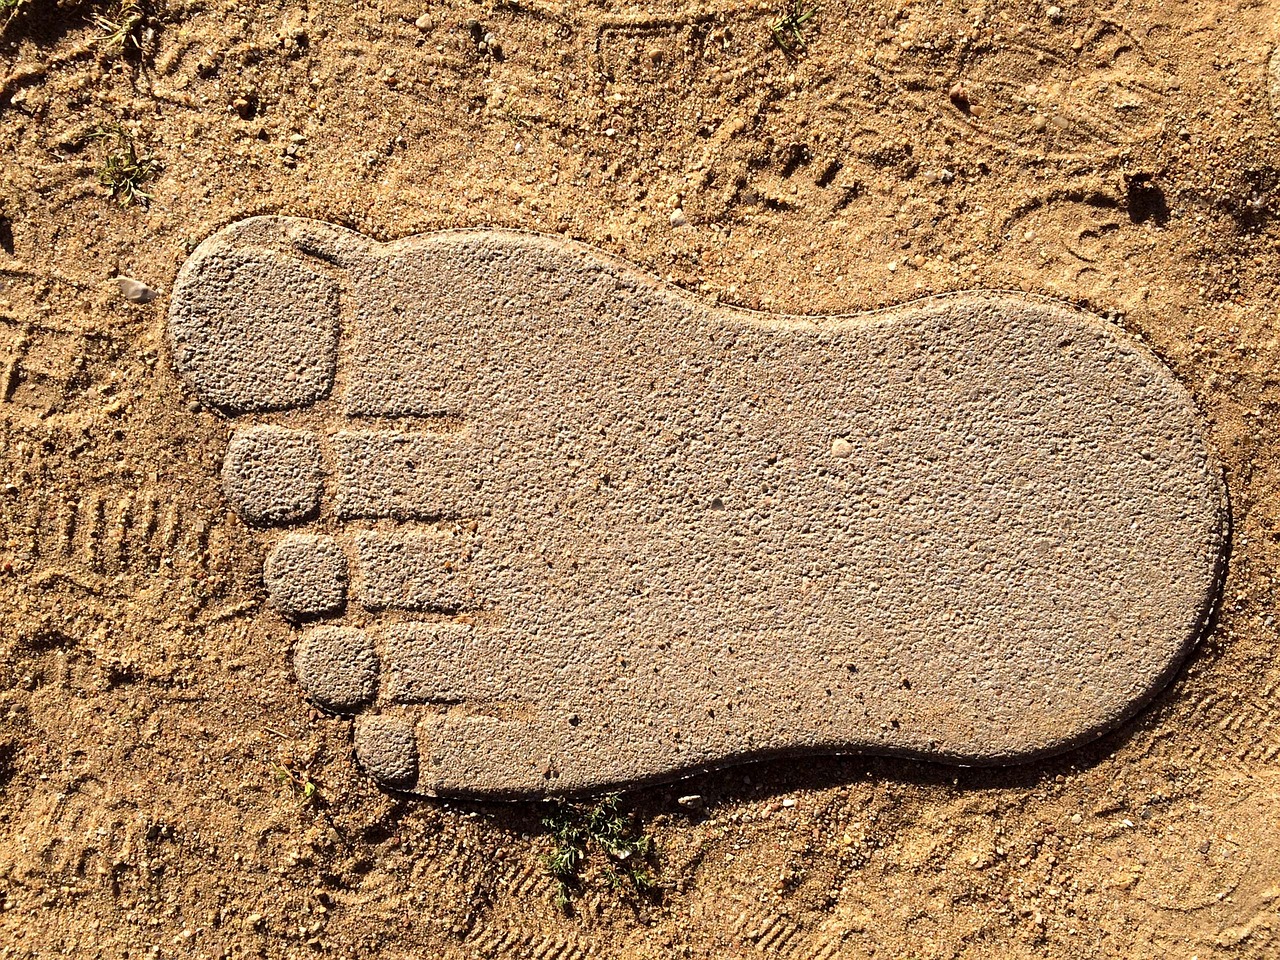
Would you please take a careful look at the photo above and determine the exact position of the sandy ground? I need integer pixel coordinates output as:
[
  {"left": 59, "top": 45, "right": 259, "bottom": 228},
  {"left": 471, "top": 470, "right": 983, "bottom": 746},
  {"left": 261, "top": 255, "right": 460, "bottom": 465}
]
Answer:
[{"left": 2, "top": 0, "right": 1280, "bottom": 956}]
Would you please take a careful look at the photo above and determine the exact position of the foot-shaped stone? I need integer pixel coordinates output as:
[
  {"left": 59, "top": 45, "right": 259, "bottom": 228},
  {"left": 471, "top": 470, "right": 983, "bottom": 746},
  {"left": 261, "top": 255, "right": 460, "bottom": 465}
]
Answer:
[{"left": 168, "top": 216, "right": 1227, "bottom": 798}]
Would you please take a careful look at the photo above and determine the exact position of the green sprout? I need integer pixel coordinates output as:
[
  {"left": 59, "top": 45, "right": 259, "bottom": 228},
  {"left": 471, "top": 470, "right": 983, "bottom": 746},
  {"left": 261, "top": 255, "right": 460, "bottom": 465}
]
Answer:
[
  {"left": 272, "top": 763, "right": 321, "bottom": 806},
  {"left": 90, "top": 124, "right": 160, "bottom": 206},
  {"left": 771, "top": 2, "right": 819, "bottom": 57},
  {"left": 1, "top": 0, "right": 29, "bottom": 35},
  {"left": 92, "top": 0, "right": 145, "bottom": 52},
  {"left": 542, "top": 794, "right": 657, "bottom": 912}
]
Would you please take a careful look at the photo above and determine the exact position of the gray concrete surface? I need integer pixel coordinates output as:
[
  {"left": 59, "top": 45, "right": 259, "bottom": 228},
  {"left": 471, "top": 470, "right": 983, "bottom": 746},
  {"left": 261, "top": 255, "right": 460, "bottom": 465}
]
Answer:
[
  {"left": 291, "top": 626, "right": 377, "bottom": 713},
  {"left": 223, "top": 425, "right": 324, "bottom": 526},
  {"left": 354, "top": 531, "right": 477, "bottom": 612},
  {"left": 354, "top": 715, "right": 420, "bottom": 791},
  {"left": 264, "top": 534, "right": 348, "bottom": 618},
  {"left": 169, "top": 216, "right": 1228, "bottom": 798},
  {"left": 170, "top": 246, "right": 339, "bottom": 411}
]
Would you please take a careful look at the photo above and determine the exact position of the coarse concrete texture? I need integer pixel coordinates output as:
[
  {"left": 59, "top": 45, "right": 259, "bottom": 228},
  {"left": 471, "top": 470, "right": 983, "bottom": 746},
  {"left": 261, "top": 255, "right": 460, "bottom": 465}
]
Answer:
[
  {"left": 169, "top": 247, "right": 340, "bottom": 411},
  {"left": 291, "top": 626, "right": 378, "bottom": 713},
  {"left": 354, "top": 715, "right": 420, "bottom": 791},
  {"left": 354, "top": 530, "right": 478, "bottom": 612},
  {"left": 1270, "top": 43, "right": 1280, "bottom": 122},
  {"left": 169, "top": 215, "right": 1228, "bottom": 799},
  {"left": 222, "top": 425, "right": 325, "bottom": 526},
  {"left": 263, "top": 534, "right": 349, "bottom": 619}
]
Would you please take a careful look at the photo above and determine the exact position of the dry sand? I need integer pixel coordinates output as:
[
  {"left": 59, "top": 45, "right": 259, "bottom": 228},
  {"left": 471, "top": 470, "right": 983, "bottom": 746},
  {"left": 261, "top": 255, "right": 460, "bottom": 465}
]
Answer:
[{"left": 2, "top": 0, "right": 1280, "bottom": 956}]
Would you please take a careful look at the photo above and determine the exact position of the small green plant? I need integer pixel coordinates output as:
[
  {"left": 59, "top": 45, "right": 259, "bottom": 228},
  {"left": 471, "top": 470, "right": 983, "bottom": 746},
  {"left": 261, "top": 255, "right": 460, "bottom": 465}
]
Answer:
[
  {"left": 542, "top": 794, "right": 657, "bottom": 912},
  {"left": 92, "top": 0, "right": 145, "bottom": 51},
  {"left": 90, "top": 124, "right": 160, "bottom": 206},
  {"left": 771, "top": 1, "right": 818, "bottom": 57},
  {"left": 272, "top": 762, "right": 321, "bottom": 806},
  {"left": 1, "top": 0, "right": 29, "bottom": 35}
]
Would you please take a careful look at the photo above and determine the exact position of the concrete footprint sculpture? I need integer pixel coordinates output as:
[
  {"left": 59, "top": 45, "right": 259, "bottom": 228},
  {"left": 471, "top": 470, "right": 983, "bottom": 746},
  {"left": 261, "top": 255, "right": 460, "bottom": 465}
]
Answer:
[{"left": 169, "top": 216, "right": 1227, "bottom": 798}]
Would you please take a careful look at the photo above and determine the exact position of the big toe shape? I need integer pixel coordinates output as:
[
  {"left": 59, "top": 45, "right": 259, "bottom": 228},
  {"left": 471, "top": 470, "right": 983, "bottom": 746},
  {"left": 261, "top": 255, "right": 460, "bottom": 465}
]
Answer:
[{"left": 169, "top": 216, "right": 1227, "bottom": 798}]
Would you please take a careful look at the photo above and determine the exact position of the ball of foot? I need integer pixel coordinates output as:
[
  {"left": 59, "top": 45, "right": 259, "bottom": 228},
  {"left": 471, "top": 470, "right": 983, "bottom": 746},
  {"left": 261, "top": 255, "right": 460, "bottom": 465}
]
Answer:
[
  {"left": 264, "top": 534, "right": 348, "bottom": 618},
  {"left": 223, "top": 425, "right": 324, "bottom": 526}
]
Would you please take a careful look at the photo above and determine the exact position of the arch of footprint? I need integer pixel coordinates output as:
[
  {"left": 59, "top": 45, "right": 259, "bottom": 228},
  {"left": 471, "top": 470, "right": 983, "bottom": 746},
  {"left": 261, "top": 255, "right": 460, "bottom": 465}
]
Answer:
[{"left": 168, "top": 216, "right": 1227, "bottom": 798}]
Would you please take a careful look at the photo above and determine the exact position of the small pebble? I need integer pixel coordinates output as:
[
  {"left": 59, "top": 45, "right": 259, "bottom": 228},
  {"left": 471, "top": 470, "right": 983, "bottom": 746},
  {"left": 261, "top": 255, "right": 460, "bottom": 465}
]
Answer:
[
  {"left": 782, "top": 798, "right": 797, "bottom": 808},
  {"left": 831, "top": 438, "right": 854, "bottom": 459},
  {"left": 669, "top": 208, "right": 688, "bottom": 228},
  {"left": 415, "top": 13, "right": 431, "bottom": 30},
  {"left": 117, "top": 277, "right": 158, "bottom": 303},
  {"left": 514, "top": 142, "right": 524, "bottom": 156},
  {"left": 677, "top": 794, "right": 704, "bottom": 810}
]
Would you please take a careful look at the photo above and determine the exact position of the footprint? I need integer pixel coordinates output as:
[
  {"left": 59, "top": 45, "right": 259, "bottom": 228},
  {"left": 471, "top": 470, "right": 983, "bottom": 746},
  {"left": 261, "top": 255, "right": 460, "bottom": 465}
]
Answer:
[
  {"left": 168, "top": 216, "right": 1227, "bottom": 798},
  {"left": 867, "top": 14, "right": 1174, "bottom": 160}
]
